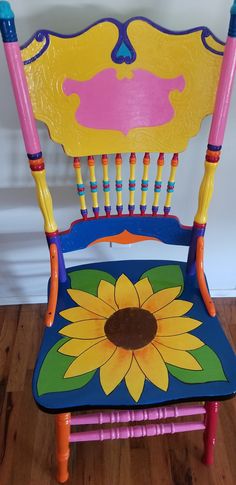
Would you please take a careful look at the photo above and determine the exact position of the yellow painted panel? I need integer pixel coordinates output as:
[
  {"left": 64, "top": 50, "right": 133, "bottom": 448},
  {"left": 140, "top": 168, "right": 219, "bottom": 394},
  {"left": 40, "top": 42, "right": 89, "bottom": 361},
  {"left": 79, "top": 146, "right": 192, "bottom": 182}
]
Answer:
[
  {"left": 195, "top": 161, "right": 218, "bottom": 224},
  {"left": 31, "top": 169, "right": 57, "bottom": 232},
  {"left": 22, "top": 19, "right": 223, "bottom": 156}
]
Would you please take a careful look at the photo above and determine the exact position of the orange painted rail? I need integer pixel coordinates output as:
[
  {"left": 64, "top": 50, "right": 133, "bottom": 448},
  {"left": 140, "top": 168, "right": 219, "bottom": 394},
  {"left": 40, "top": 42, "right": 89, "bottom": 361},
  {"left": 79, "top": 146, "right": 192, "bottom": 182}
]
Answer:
[
  {"left": 45, "top": 243, "right": 59, "bottom": 326},
  {"left": 196, "top": 237, "right": 216, "bottom": 317}
]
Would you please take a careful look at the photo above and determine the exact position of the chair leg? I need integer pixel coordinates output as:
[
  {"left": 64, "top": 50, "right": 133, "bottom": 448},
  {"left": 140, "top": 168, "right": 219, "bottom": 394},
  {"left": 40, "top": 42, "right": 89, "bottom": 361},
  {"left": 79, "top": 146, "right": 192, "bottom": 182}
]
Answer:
[
  {"left": 56, "top": 413, "right": 71, "bottom": 483},
  {"left": 202, "top": 401, "right": 219, "bottom": 466}
]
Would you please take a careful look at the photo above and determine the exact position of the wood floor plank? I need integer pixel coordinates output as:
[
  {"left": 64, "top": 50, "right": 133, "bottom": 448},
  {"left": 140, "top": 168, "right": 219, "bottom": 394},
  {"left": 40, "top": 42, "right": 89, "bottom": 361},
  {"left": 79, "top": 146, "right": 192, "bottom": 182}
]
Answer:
[
  {"left": 9, "top": 371, "right": 39, "bottom": 485},
  {"left": 0, "top": 390, "right": 24, "bottom": 485},
  {"left": 0, "top": 306, "right": 20, "bottom": 380},
  {"left": 0, "top": 299, "right": 235, "bottom": 485},
  {"left": 27, "top": 304, "right": 45, "bottom": 371},
  {"left": 6, "top": 305, "right": 38, "bottom": 392}
]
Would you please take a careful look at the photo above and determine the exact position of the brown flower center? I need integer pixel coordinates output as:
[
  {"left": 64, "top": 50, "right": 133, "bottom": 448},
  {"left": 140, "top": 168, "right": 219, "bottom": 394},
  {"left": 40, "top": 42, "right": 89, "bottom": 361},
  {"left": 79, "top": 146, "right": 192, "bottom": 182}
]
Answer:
[{"left": 104, "top": 307, "right": 157, "bottom": 350}]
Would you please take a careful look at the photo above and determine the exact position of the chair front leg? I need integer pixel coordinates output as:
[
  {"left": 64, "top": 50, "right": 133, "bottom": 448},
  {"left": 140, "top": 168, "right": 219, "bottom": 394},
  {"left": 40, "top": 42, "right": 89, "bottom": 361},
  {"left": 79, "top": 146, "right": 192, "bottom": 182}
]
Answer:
[
  {"left": 202, "top": 401, "right": 219, "bottom": 466},
  {"left": 56, "top": 413, "right": 71, "bottom": 483}
]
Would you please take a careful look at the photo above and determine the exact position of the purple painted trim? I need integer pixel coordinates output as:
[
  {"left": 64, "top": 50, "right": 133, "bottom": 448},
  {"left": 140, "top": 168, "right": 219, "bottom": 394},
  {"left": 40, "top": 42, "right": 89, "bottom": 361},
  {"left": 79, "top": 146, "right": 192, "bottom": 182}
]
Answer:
[
  {"left": 46, "top": 233, "right": 67, "bottom": 283},
  {"left": 207, "top": 144, "right": 222, "bottom": 151},
  {"left": 20, "top": 16, "right": 224, "bottom": 66},
  {"left": 164, "top": 206, "right": 171, "bottom": 215},
  {"left": 186, "top": 223, "right": 206, "bottom": 275},
  {"left": 229, "top": 10, "right": 236, "bottom": 37},
  {"left": 0, "top": 17, "right": 17, "bottom": 42},
  {"left": 111, "top": 21, "right": 136, "bottom": 64},
  {"left": 81, "top": 209, "right": 88, "bottom": 218},
  {"left": 27, "top": 151, "right": 43, "bottom": 160},
  {"left": 22, "top": 31, "right": 50, "bottom": 66},
  {"left": 152, "top": 206, "right": 159, "bottom": 215}
]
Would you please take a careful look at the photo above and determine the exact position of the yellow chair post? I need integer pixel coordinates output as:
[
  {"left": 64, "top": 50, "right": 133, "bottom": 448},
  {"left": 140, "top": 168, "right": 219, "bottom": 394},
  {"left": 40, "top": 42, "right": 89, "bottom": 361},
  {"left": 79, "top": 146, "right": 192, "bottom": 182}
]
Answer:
[
  {"left": 187, "top": 148, "right": 221, "bottom": 276},
  {"left": 164, "top": 153, "right": 179, "bottom": 215},
  {"left": 194, "top": 149, "right": 221, "bottom": 225},
  {"left": 140, "top": 152, "right": 150, "bottom": 215},
  {"left": 101, "top": 154, "right": 111, "bottom": 216},
  {"left": 29, "top": 158, "right": 57, "bottom": 233},
  {"left": 88, "top": 156, "right": 99, "bottom": 218},
  {"left": 152, "top": 153, "right": 165, "bottom": 215},
  {"left": 128, "top": 152, "right": 136, "bottom": 215},
  {"left": 115, "top": 153, "right": 123, "bottom": 215},
  {"left": 73, "top": 157, "right": 88, "bottom": 220}
]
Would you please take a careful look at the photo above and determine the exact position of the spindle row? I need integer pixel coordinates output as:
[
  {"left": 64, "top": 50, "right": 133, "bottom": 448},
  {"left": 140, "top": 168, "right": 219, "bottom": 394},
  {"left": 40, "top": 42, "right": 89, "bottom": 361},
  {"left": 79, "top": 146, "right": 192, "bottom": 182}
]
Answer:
[{"left": 73, "top": 153, "right": 179, "bottom": 219}]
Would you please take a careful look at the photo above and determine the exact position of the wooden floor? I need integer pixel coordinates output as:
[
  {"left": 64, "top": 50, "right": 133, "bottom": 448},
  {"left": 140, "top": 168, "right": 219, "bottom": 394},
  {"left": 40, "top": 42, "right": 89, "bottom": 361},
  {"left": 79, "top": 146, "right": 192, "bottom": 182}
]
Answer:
[{"left": 0, "top": 300, "right": 235, "bottom": 485}]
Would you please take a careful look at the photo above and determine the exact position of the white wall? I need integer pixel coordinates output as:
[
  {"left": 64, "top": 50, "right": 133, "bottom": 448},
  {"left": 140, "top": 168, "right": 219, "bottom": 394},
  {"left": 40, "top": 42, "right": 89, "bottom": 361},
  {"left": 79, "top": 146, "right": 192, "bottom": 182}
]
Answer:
[{"left": 0, "top": 0, "right": 235, "bottom": 304}]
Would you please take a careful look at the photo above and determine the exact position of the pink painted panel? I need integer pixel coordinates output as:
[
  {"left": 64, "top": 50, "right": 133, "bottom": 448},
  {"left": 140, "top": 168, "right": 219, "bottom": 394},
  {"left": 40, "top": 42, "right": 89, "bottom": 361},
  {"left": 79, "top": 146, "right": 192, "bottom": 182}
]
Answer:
[
  {"left": 69, "top": 421, "right": 205, "bottom": 442},
  {"left": 209, "top": 37, "right": 236, "bottom": 146},
  {"left": 70, "top": 404, "right": 206, "bottom": 426},
  {"left": 63, "top": 68, "right": 185, "bottom": 134},
  {"left": 4, "top": 43, "right": 41, "bottom": 154}
]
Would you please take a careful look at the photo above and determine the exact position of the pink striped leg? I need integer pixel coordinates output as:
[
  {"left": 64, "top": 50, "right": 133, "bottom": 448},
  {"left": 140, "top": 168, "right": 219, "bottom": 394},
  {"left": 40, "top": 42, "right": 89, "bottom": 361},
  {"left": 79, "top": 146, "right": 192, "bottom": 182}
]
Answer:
[
  {"left": 202, "top": 401, "right": 219, "bottom": 466},
  {"left": 56, "top": 413, "right": 71, "bottom": 483}
]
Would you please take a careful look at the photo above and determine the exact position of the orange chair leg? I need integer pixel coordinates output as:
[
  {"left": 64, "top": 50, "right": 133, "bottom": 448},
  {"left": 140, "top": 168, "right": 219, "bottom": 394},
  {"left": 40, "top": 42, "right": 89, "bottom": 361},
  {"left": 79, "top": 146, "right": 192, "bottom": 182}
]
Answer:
[{"left": 56, "top": 413, "right": 71, "bottom": 483}]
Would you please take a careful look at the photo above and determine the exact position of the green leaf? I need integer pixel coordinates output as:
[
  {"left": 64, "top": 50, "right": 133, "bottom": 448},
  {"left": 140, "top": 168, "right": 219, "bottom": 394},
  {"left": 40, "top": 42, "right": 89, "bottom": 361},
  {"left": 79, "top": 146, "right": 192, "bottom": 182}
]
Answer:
[
  {"left": 37, "top": 337, "right": 96, "bottom": 396},
  {"left": 167, "top": 345, "right": 227, "bottom": 384},
  {"left": 68, "top": 269, "right": 116, "bottom": 296},
  {"left": 140, "top": 265, "right": 184, "bottom": 295}
]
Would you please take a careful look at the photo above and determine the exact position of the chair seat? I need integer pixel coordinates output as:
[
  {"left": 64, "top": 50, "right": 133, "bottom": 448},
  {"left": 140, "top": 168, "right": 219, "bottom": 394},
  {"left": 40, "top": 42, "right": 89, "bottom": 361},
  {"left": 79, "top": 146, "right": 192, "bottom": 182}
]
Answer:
[{"left": 33, "top": 260, "right": 236, "bottom": 412}]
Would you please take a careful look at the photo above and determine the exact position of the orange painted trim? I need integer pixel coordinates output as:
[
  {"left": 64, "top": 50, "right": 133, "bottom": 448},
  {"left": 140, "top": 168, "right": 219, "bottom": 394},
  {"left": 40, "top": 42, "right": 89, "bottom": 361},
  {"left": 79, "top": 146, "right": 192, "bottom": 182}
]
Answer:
[
  {"left": 28, "top": 157, "right": 45, "bottom": 171},
  {"left": 88, "top": 155, "right": 95, "bottom": 166},
  {"left": 115, "top": 153, "right": 122, "bottom": 165},
  {"left": 45, "top": 243, "right": 59, "bottom": 327},
  {"left": 129, "top": 152, "right": 136, "bottom": 164},
  {"left": 143, "top": 152, "right": 150, "bottom": 165},
  {"left": 171, "top": 153, "right": 179, "bottom": 166},
  {"left": 89, "top": 229, "right": 159, "bottom": 246},
  {"left": 157, "top": 153, "right": 165, "bottom": 166},
  {"left": 196, "top": 237, "right": 216, "bottom": 317},
  {"left": 73, "top": 157, "right": 80, "bottom": 168}
]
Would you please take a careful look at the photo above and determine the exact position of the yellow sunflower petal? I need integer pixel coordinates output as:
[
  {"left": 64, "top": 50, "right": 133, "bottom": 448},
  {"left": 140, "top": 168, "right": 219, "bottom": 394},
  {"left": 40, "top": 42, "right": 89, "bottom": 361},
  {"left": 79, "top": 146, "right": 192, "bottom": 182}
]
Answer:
[
  {"left": 155, "top": 342, "right": 202, "bottom": 370},
  {"left": 135, "top": 278, "right": 153, "bottom": 306},
  {"left": 155, "top": 334, "right": 204, "bottom": 350},
  {"left": 58, "top": 337, "right": 104, "bottom": 356},
  {"left": 100, "top": 347, "right": 132, "bottom": 395},
  {"left": 64, "top": 339, "right": 116, "bottom": 378},
  {"left": 142, "top": 286, "right": 181, "bottom": 314},
  {"left": 157, "top": 317, "right": 202, "bottom": 336},
  {"left": 125, "top": 357, "right": 145, "bottom": 402},
  {"left": 154, "top": 300, "right": 193, "bottom": 319},
  {"left": 115, "top": 274, "right": 139, "bottom": 309},
  {"left": 98, "top": 280, "right": 118, "bottom": 310},
  {"left": 59, "top": 319, "right": 106, "bottom": 339},
  {"left": 60, "top": 307, "right": 102, "bottom": 323},
  {"left": 67, "top": 289, "right": 114, "bottom": 318},
  {"left": 134, "top": 344, "right": 169, "bottom": 391}
]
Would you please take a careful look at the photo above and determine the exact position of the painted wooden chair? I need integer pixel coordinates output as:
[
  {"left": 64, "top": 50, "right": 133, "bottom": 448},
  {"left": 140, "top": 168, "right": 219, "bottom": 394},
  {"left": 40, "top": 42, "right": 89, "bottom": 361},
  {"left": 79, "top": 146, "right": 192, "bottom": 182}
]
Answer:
[{"left": 1, "top": 1, "right": 236, "bottom": 482}]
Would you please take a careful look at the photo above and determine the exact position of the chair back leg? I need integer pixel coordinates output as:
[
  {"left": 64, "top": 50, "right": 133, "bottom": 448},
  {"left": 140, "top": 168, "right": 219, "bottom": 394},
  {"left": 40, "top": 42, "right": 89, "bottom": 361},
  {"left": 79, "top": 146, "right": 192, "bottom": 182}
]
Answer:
[
  {"left": 202, "top": 401, "right": 219, "bottom": 465},
  {"left": 56, "top": 413, "right": 71, "bottom": 483}
]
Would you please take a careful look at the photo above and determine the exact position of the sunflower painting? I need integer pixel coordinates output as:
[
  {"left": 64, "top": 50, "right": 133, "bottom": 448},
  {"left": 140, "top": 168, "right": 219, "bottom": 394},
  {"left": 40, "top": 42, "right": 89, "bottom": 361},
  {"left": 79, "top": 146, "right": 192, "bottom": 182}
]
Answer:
[
  {"left": 36, "top": 265, "right": 228, "bottom": 403},
  {"left": 58, "top": 273, "right": 203, "bottom": 402}
]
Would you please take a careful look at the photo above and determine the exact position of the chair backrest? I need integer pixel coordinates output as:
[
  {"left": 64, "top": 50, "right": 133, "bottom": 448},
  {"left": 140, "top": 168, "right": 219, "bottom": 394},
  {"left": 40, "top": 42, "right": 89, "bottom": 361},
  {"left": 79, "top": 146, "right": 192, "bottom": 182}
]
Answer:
[{"left": 1, "top": 1, "right": 236, "bottom": 281}]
